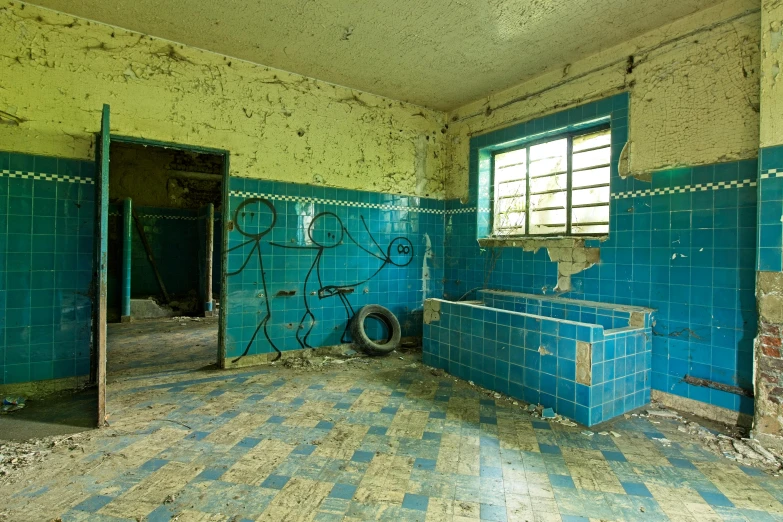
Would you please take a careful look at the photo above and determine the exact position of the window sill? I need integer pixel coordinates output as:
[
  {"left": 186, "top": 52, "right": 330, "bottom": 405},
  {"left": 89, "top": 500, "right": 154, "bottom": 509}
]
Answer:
[{"left": 477, "top": 236, "right": 607, "bottom": 249}]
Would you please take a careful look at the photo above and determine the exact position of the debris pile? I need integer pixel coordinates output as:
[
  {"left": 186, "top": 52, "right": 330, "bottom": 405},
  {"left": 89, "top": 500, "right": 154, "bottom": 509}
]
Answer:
[
  {"left": 639, "top": 405, "right": 783, "bottom": 471},
  {"left": 674, "top": 420, "right": 783, "bottom": 469},
  {"left": 0, "top": 434, "right": 83, "bottom": 483},
  {"left": 278, "top": 349, "right": 368, "bottom": 372},
  {"left": 525, "top": 404, "right": 577, "bottom": 426},
  {"left": 1, "top": 397, "right": 25, "bottom": 414}
]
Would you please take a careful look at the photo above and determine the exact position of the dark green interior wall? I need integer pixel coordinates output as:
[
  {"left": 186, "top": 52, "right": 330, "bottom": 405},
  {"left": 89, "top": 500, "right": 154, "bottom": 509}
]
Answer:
[{"left": 107, "top": 205, "right": 222, "bottom": 315}]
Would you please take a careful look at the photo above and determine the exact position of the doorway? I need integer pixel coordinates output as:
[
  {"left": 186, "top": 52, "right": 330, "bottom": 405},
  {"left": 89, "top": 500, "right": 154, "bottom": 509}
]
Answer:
[{"left": 104, "top": 139, "right": 227, "bottom": 381}]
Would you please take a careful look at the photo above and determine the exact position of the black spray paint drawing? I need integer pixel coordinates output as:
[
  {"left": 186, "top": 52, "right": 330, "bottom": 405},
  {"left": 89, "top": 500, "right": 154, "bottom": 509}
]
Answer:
[
  {"left": 272, "top": 212, "right": 414, "bottom": 348},
  {"left": 228, "top": 198, "right": 414, "bottom": 358},
  {"left": 226, "top": 198, "right": 282, "bottom": 362}
]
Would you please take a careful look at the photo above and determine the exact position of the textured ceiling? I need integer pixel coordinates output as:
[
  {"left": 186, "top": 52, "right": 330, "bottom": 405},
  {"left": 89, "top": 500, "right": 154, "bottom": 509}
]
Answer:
[{"left": 29, "top": 0, "right": 725, "bottom": 110}]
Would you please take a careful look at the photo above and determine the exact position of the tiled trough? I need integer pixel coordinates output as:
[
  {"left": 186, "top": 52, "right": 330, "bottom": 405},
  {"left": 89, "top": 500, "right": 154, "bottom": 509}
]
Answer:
[{"left": 422, "top": 290, "right": 655, "bottom": 426}]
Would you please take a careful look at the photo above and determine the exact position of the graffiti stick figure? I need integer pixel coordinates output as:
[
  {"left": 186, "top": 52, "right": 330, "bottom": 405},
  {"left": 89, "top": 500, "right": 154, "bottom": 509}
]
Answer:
[
  {"left": 272, "top": 212, "right": 344, "bottom": 348},
  {"left": 273, "top": 213, "right": 414, "bottom": 346},
  {"left": 227, "top": 198, "right": 281, "bottom": 362}
]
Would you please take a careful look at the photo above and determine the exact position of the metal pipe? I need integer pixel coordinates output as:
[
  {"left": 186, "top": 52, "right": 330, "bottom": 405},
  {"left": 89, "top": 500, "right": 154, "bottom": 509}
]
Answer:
[
  {"left": 121, "top": 198, "right": 132, "bottom": 322},
  {"left": 204, "top": 203, "right": 214, "bottom": 316}
]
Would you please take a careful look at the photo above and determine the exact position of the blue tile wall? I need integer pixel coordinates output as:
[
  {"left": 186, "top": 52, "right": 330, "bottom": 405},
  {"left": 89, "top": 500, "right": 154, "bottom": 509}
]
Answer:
[
  {"left": 422, "top": 298, "right": 652, "bottom": 425},
  {"left": 224, "top": 178, "right": 445, "bottom": 359},
  {"left": 758, "top": 144, "right": 783, "bottom": 271},
  {"left": 479, "top": 290, "right": 651, "bottom": 330},
  {"left": 0, "top": 151, "right": 95, "bottom": 384},
  {"left": 444, "top": 94, "right": 757, "bottom": 415}
]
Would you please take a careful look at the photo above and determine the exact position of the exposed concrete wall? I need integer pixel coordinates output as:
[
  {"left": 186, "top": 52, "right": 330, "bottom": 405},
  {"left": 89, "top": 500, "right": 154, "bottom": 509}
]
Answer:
[
  {"left": 756, "top": 272, "right": 783, "bottom": 440},
  {"left": 0, "top": 2, "right": 447, "bottom": 198},
  {"left": 760, "top": 0, "right": 783, "bottom": 148},
  {"left": 754, "top": 0, "right": 783, "bottom": 447},
  {"left": 444, "top": 0, "right": 760, "bottom": 200}
]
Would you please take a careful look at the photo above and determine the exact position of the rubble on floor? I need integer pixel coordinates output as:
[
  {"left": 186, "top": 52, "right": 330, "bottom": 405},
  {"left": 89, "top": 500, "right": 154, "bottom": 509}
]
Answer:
[
  {"left": 636, "top": 403, "right": 783, "bottom": 471},
  {"left": 1, "top": 397, "right": 25, "bottom": 414},
  {"left": 0, "top": 434, "right": 85, "bottom": 484}
]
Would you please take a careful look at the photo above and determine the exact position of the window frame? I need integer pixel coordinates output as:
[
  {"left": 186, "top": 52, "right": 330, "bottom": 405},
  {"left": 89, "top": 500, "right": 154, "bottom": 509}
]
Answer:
[{"left": 490, "top": 123, "right": 611, "bottom": 238}]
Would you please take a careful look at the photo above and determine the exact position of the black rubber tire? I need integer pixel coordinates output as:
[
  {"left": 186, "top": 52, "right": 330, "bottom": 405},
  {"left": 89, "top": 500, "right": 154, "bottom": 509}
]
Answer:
[{"left": 350, "top": 305, "right": 401, "bottom": 356}]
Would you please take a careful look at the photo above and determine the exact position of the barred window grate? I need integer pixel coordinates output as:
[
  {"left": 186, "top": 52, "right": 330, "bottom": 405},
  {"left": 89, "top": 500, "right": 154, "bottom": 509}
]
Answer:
[{"left": 492, "top": 126, "right": 611, "bottom": 237}]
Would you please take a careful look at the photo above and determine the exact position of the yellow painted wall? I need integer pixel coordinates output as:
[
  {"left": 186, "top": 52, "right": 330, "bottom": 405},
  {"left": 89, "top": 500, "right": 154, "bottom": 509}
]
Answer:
[
  {"left": 0, "top": 2, "right": 447, "bottom": 198},
  {"left": 761, "top": 0, "right": 783, "bottom": 148},
  {"left": 444, "top": 0, "right": 761, "bottom": 200}
]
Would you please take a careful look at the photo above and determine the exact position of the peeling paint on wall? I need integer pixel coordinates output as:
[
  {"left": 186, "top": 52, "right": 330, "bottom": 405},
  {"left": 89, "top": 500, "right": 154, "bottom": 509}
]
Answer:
[
  {"left": 444, "top": 0, "right": 760, "bottom": 200},
  {"left": 761, "top": 1, "right": 783, "bottom": 147},
  {"left": 0, "top": 2, "right": 447, "bottom": 198},
  {"left": 422, "top": 233, "right": 433, "bottom": 300}
]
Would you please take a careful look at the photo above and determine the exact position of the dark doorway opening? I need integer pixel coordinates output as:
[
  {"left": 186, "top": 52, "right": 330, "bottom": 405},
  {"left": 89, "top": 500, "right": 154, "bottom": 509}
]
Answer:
[{"left": 105, "top": 142, "right": 224, "bottom": 380}]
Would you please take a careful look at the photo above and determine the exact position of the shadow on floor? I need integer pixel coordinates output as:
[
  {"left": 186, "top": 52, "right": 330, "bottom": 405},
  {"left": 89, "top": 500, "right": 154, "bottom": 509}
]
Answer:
[{"left": 0, "top": 387, "right": 97, "bottom": 442}]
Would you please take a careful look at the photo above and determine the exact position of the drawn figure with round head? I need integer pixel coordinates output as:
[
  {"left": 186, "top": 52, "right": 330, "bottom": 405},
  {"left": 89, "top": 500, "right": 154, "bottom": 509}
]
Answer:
[
  {"left": 226, "top": 198, "right": 281, "bottom": 361},
  {"left": 273, "top": 212, "right": 414, "bottom": 347}
]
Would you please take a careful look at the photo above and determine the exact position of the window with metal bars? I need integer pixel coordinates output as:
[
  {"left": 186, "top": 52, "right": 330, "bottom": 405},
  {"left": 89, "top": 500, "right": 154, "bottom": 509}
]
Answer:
[{"left": 492, "top": 125, "right": 611, "bottom": 237}]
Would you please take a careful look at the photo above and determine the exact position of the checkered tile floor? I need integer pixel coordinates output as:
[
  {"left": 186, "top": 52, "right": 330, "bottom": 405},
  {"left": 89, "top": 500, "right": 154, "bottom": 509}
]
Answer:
[{"left": 5, "top": 356, "right": 783, "bottom": 521}]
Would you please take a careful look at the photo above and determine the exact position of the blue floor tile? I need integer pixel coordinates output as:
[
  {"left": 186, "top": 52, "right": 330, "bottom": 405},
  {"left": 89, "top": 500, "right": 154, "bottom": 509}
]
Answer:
[
  {"left": 261, "top": 475, "right": 290, "bottom": 490},
  {"left": 539, "top": 444, "right": 561, "bottom": 454},
  {"left": 622, "top": 481, "right": 653, "bottom": 497},
  {"left": 668, "top": 457, "right": 697, "bottom": 470},
  {"left": 414, "top": 458, "right": 437, "bottom": 471},
  {"left": 480, "top": 503, "right": 507, "bottom": 521},
  {"left": 72, "top": 495, "right": 114, "bottom": 512},
  {"left": 602, "top": 450, "right": 627, "bottom": 462},
  {"left": 480, "top": 465, "right": 502, "bottom": 478},
  {"left": 139, "top": 458, "right": 168, "bottom": 472},
  {"left": 402, "top": 493, "right": 429, "bottom": 511},
  {"left": 330, "top": 483, "right": 357, "bottom": 500},
  {"left": 292, "top": 444, "right": 317, "bottom": 456},
  {"left": 698, "top": 490, "right": 734, "bottom": 508},
  {"left": 367, "top": 426, "right": 387, "bottom": 436},
  {"left": 550, "top": 474, "right": 576, "bottom": 489},
  {"left": 351, "top": 451, "right": 375, "bottom": 463}
]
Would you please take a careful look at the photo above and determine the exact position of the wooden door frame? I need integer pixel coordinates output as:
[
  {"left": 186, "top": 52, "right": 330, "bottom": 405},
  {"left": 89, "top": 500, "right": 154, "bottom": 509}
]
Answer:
[{"left": 94, "top": 133, "right": 231, "bottom": 425}]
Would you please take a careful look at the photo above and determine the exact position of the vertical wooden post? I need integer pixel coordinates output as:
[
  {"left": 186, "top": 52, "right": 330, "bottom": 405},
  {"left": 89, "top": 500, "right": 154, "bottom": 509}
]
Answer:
[
  {"left": 121, "top": 198, "right": 132, "bottom": 322},
  {"left": 94, "top": 104, "right": 110, "bottom": 427},
  {"left": 204, "top": 203, "right": 214, "bottom": 317}
]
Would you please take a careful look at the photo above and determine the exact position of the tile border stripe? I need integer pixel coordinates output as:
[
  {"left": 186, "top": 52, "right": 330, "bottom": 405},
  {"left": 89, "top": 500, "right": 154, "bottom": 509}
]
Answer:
[
  {"left": 1, "top": 168, "right": 94, "bottom": 185},
  {"left": 230, "top": 190, "right": 446, "bottom": 214},
  {"left": 108, "top": 212, "right": 220, "bottom": 221},
  {"left": 612, "top": 179, "right": 757, "bottom": 200}
]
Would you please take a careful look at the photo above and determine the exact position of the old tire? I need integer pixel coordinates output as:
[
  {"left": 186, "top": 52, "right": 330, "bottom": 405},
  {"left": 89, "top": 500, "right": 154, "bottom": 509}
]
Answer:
[{"left": 350, "top": 305, "right": 401, "bottom": 356}]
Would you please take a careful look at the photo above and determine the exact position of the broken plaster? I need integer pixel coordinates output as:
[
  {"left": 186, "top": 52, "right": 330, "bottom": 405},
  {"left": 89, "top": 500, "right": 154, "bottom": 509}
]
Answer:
[{"left": 478, "top": 237, "right": 601, "bottom": 293}]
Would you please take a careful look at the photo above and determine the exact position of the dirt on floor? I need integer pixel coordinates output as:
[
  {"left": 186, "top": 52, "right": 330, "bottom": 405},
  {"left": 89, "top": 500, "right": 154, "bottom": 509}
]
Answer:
[{"left": 107, "top": 316, "right": 219, "bottom": 379}]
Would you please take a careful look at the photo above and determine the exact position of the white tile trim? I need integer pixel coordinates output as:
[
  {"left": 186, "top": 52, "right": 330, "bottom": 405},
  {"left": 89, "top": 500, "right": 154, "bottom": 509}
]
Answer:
[
  {"left": 612, "top": 179, "right": 757, "bottom": 200},
  {"left": 0, "top": 168, "right": 94, "bottom": 185},
  {"left": 230, "top": 190, "right": 446, "bottom": 214}
]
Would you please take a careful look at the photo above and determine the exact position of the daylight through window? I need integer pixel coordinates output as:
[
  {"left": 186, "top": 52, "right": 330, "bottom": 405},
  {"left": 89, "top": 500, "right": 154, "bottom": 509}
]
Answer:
[{"left": 492, "top": 126, "right": 611, "bottom": 237}]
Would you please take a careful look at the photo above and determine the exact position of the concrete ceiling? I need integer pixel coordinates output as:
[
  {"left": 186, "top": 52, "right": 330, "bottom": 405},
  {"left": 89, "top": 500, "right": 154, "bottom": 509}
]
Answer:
[{"left": 30, "top": 0, "right": 725, "bottom": 110}]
